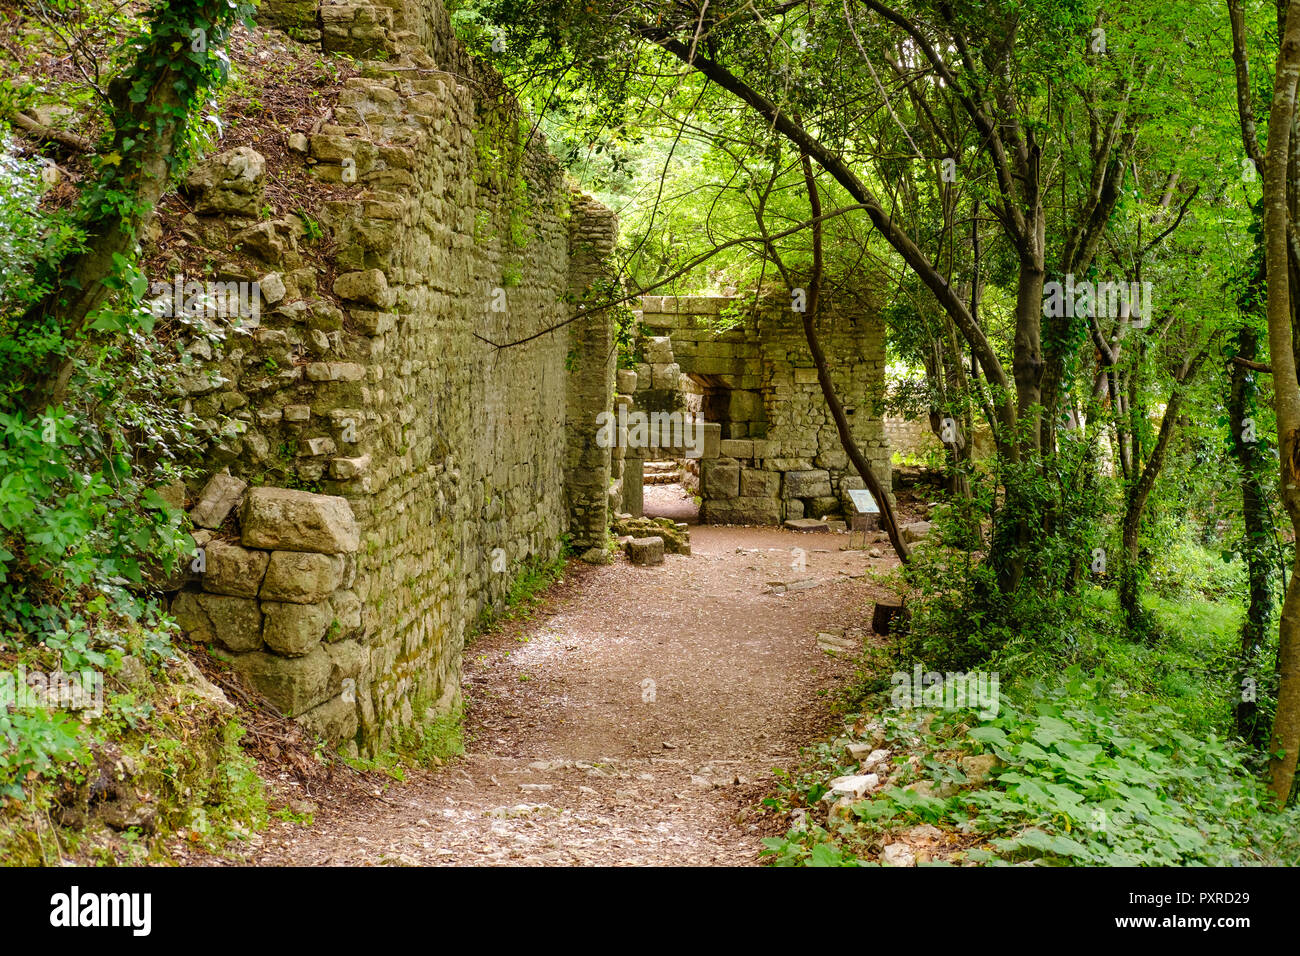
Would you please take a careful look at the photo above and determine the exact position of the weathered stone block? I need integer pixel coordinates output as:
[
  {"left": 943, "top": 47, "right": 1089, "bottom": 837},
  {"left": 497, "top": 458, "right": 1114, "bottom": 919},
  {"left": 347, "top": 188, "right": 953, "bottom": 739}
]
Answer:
[
  {"left": 201, "top": 540, "right": 269, "bottom": 597},
  {"left": 325, "top": 640, "right": 367, "bottom": 687},
  {"left": 809, "top": 495, "right": 842, "bottom": 518},
  {"left": 303, "top": 436, "right": 338, "bottom": 456},
  {"left": 702, "top": 497, "right": 782, "bottom": 525},
  {"left": 626, "top": 536, "right": 664, "bottom": 566},
  {"left": 298, "top": 694, "right": 358, "bottom": 742},
  {"left": 703, "top": 460, "right": 740, "bottom": 499},
  {"left": 616, "top": 368, "right": 638, "bottom": 394},
  {"left": 784, "top": 517, "right": 830, "bottom": 532},
  {"left": 240, "top": 487, "right": 360, "bottom": 553},
  {"left": 702, "top": 422, "right": 722, "bottom": 459},
  {"left": 333, "top": 269, "right": 393, "bottom": 308},
  {"left": 783, "top": 469, "right": 832, "bottom": 499},
  {"left": 903, "top": 520, "right": 933, "bottom": 543},
  {"left": 190, "top": 471, "right": 247, "bottom": 529},
  {"left": 262, "top": 600, "right": 332, "bottom": 656},
  {"left": 727, "top": 390, "right": 764, "bottom": 422},
  {"left": 331, "top": 454, "right": 371, "bottom": 479},
  {"left": 644, "top": 336, "right": 673, "bottom": 364},
  {"left": 172, "top": 590, "right": 264, "bottom": 653},
  {"left": 305, "top": 362, "right": 365, "bottom": 382},
  {"left": 740, "top": 468, "right": 779, "bottom": 498},
  {"left": 231, "top": 647, "right": 332, "bottom": 716},
  {"left": 651, "top": 362, "right": 680, "bottom": 390},
  {"left": 719, "top": 439, "right": 754, "bottom": 459},
  {"left": 261, "top": 551, "right": 343, "bottom": 604},
  {"left": 329, "top": 589, "right": 362, "bottom": 640},
  {"left": 186, "top": 147, "right": 265, "bottom": 215}
]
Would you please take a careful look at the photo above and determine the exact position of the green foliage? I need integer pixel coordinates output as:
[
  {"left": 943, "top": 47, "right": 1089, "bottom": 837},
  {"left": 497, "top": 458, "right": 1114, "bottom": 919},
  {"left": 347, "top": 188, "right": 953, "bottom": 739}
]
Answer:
[
  {"left": 0, "top": 708, "right": 89, "bottom": 802},
  {"left": 765, "top": 673, "right": 1300, "bottom": 867}
]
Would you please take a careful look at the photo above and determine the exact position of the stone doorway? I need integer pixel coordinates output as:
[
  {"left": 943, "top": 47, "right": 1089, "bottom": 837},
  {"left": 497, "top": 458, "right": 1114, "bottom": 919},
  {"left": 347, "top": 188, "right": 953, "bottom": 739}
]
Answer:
[{"left": 641, "top": 459, "right": 700, "bottom": 523}]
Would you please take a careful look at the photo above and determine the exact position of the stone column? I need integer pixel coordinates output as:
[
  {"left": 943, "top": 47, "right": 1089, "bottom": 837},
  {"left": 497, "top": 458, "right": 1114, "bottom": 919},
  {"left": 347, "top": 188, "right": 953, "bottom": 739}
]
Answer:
[
  {"left": 564, "top": 192, "right": 618, "bottom": 548},
  {"left": 622, "top": 456, "right": 644, "bottom": 517}
]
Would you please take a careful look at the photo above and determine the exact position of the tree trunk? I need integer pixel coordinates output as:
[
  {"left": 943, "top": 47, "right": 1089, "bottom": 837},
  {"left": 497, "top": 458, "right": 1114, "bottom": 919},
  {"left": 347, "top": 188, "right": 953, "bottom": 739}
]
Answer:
[
  {"left": 1229, "top": 329, "right": 1274, "bottom": 742},
  {"left": 1261, "top": 3, "right": 1300, "bottom": 805},
  {"left": 20, "top": 0, "right": 234, "bottom": 413},
  {"left": 797, "top": 154, "right": 911, "bottom": 562}
]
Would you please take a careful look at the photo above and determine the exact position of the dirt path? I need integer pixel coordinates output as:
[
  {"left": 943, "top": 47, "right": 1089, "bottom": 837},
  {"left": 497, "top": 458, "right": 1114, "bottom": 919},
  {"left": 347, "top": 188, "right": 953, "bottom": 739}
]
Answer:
[{"left": 243, "top": 500, "right": 899, "bottom": 866}]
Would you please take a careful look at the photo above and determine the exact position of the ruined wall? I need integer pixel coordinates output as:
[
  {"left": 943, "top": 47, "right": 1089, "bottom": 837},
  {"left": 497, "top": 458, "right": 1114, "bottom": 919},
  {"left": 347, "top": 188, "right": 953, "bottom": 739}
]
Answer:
[
  {"left": 627, "top": 294, "right": 889, "bottom": 525},
  {"left": 163, "top": 1, "right": 615, "bottom": 755}
]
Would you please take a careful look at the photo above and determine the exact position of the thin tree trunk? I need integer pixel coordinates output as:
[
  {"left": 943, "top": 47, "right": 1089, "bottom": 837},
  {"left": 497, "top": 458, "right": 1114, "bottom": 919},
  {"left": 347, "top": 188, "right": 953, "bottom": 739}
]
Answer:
[
  {"left": 797, "top": 154, "right": 911, "bottom": 562},
  {"left": 1261, "top": 3, "right": 1300, "bottom": 805},
  {"left": 1229, "top": 329, "right": 1274, "bottom": 741}
]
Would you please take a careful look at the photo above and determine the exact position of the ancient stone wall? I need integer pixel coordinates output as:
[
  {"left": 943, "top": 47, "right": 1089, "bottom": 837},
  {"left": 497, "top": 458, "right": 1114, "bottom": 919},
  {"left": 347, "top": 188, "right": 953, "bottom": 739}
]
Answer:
[
  {"left": 162, "top": 1, "right": 616, "bottom": 755},
  {"left": 622, "top": 294, "right": 889, "bottom": 525}
]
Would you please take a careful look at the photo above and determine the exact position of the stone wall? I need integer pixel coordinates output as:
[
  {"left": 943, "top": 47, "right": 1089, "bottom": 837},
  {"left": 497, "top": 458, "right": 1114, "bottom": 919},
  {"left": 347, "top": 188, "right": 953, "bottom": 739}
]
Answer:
[
  {"left": 621, "top": 293, "right": 889, "bottom": 524},
  {"left": 172, "top": 482, "right": 365, "bottom": 738},
  {"left": 160, "top": 1, "right": 616, "bottom": 755}
]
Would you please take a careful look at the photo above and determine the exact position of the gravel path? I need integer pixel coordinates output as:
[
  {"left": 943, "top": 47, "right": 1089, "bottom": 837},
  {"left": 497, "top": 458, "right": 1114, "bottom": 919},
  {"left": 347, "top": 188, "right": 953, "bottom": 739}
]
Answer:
[{"left": 242, "top": 521, "right": 898, "bottom": 866}]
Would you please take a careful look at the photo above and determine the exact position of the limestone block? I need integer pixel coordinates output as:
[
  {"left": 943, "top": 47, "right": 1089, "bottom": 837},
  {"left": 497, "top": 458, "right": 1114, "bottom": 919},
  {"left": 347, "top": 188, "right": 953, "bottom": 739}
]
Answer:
[
  {"left": 902, "top": 520, "right": 933, "bottom": 543},
  {"left": 331, "top": 455, "right": 371, "bottom": 479},
  {"left": 201, "top": 540, "right": 269, "bottom": 598},
  {"left": 622, "top": 457, "right": 644, "bottom": 517},
  {"left": 283, "top": 404, "right": 310, "bottom": 422},
  {"left": 171, "top": 590, "right": 264, "bottom": 653},
  {"left": 719, "top": 439, "right": 754, "bottom": 459},
  {"left": 702, "top": 422, "right": 722, "bottom": 459},
  {"left": 644, "top": 336, "right": 674, "bottom": 364},
  {"left": 702, "top": 459, "right": 740, "bottom": 499},
  {"left": 785, "top": 517, "right": 830, "bottom": 533},
  {"left": 783, "top": 469, "right": 832, "bottom": 499},
  {"left": 303, "top": 436, "right": 338, "bottom": 456},
  {"left": 190, "top": 471, "right": 247, "bottom": 529},
  {"left": 329, "top": 589, "right": 362, "bottom": 640},
  {"left": 232, "top": 647, "right": 333, "bottom": 716},
  {"left": 240, "top": 487, "right": 360, "bottom": 554},
  {"left": 305, "top": 362, "right": 365, "bottom": 382},
  {"left": 701, "top": 497, "right": 782, "bottom": 525},
  {"left": 262, "top": 600, "right": 332, "bottom": 656},
  {"left": 626, "top": 536, "right": 665, "bottom": 566},
  {"left": 298, "top": 694, "right": 358, "bottom": 742},
  {"left": 261, "top": 551, "right": 344, "bottom": 604},
  {"left": 186, "top": 147, "right": 266, "bottom": 215},
  {"left": 634, "top": 363, "right": 652, "bottom": 391},
  {"left": 616, "top": 368, "right": 638, "bottom": 394},
  {"left": 651, "top": 362, "right": 680, "bottom": 390},
  {"left": 258, "top": 272, "right": 286, "bottom": 306},
  {"left": 810, "top": 495, "right": 842, "bottom": 518},
  {"left": 740, "top": 468, "right": 779, "bottom": 498},
  {"left": 333, "top": 269, "right": 393, "bottom": 308},
  {"left": 325, "top": 640, "right": 368, "bottom": 688},
  {"left": 727, "top": 389, "right": 764, "bottom": 421}
]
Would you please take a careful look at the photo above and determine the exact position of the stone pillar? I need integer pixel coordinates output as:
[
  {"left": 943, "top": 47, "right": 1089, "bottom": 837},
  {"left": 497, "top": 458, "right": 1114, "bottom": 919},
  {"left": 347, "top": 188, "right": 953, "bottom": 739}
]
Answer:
[
  {"left": 564, "top": 192, "right": 618, "bottom": 548},
  {"left": 623, "top": 456, "right": 644, "bottom": 517}
]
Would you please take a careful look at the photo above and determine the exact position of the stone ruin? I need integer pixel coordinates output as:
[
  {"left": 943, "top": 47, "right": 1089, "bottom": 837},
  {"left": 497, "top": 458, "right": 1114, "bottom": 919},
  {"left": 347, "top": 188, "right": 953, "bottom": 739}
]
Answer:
[
  {"left": 614, "top": 294, "right": 891, "bottom": 525},
  {"left": 153, "top": 0, "right": 892, "bottom": 755}
]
